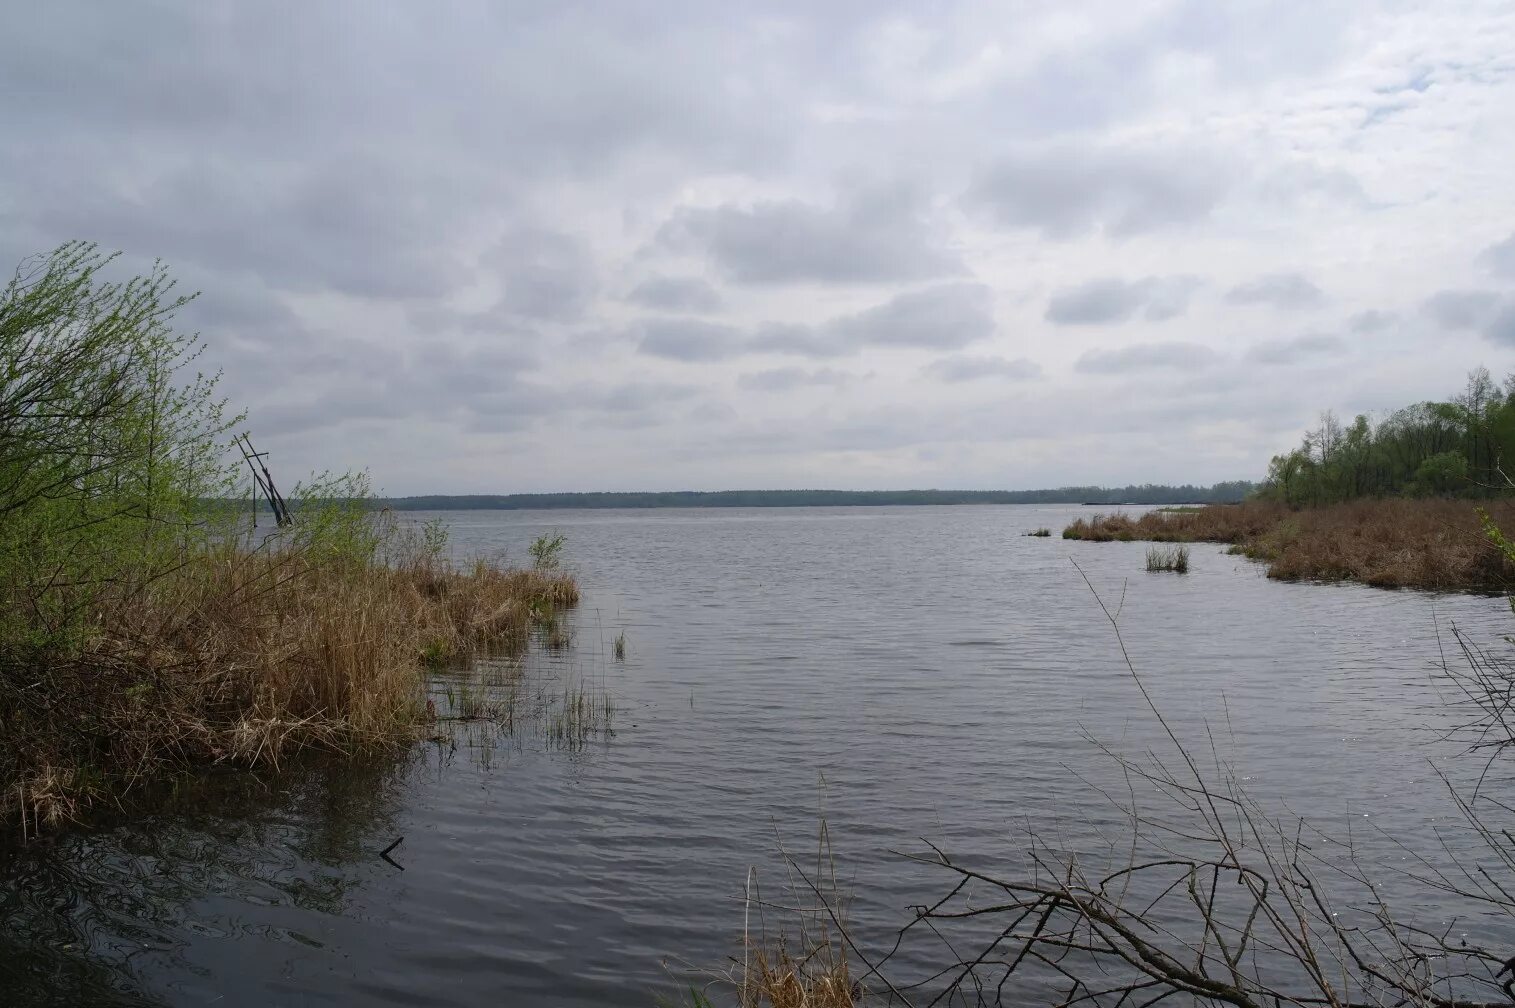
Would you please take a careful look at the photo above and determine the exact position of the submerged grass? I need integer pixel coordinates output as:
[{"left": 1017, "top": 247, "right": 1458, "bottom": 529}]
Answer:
[
  {"left": 1063, "top": 499, "right": 1515, "bottom": 591},
  {"left": 1, "top": 526, "right": 579, "bottom": 835}
]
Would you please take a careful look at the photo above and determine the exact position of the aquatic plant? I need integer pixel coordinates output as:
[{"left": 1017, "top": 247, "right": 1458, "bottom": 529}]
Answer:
[
  {"left": 1024, "top": 527, "right": 1052, "bottom": 537},
  {"left": 613, "top": 630, "right": 627, "bottom": 661},
  {"left": 1144, "top": 544, "right": 1189, "bottom": 573}
]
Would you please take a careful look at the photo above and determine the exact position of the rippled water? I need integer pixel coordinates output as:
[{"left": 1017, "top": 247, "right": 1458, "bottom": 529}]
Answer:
[{"left": 5, "top": 505, "right": 1515, "bottom": 1006}]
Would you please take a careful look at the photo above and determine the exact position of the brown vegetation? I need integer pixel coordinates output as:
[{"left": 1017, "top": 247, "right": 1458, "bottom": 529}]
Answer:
[
  {"left": 1063, "top": 499, "right": 1515, "bottom": 590},
  {"left": 1, "top": 537, "right": 577, "bottom": 836}
]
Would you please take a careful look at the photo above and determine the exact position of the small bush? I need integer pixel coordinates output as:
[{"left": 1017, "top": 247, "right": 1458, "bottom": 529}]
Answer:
[
  {"left": 1025, "top": 527, "right": 1052, "bottom": 537},
  {"left": 528, "top": 532, "right": 567, "bottom": 570}
]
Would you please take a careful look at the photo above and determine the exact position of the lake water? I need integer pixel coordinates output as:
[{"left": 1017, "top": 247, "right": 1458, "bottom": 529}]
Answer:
[{"left": 5, "top": 504, "right": 1515, "bottom": 1006}]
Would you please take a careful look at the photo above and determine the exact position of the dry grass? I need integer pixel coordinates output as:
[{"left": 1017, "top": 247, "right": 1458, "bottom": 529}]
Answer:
[
  {"left": 0, "top": 539, "right": 578, "bottom": 835},
  {"left": 1064, "top": 499, "right": 1515, "bottom": 591},
  {"left": 669, "top": 825, "right": 862, "bottom": 1008}
]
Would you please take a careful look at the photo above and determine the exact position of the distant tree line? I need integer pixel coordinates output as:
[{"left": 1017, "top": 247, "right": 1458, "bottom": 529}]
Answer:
[
  {"left": 382, "top": 483, "right": 1258, "bottom": 511},
  {"left": 1259, "top": 367, "right": 1515, "bottom": 506}
]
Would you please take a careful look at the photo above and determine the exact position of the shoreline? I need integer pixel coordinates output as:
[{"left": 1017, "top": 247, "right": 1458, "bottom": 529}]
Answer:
[{"left": 1062, "top": 498, "right": 1515, "bottom": 592}]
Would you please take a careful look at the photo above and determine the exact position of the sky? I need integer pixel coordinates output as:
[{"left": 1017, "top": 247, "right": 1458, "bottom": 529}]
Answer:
[{"left": 3, "top": 1, "right": 1515, "bottom": 495}]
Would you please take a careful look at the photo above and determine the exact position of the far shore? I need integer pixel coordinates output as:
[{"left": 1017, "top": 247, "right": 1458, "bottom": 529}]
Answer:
[{"left": 1062, "top": 498, "right": 1515, "bottom": 592}]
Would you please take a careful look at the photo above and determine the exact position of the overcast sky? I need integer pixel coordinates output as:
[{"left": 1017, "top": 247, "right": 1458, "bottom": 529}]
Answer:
[{"left": 4, "top": 1, "right": 1515, "bottom": 494}]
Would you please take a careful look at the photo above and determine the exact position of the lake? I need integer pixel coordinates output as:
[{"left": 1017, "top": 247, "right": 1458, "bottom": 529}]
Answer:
[{"left": 4, "top": 504, "right": 1513, "bottom": 1006}]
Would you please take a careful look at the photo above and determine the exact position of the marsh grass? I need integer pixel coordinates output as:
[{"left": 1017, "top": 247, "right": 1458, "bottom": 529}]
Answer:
[
  {"left": 613, "top": 630, "right": 627, "bottom": 661},
  {"left": 1024, "top": 527, "right": 1052, "bottom": 537},
  {"left": 1144, "top": 545, "right": 1190, "bottom": 573},
  {"left": 2, "top": 520, "right": 580, "bottom": 834},
  {"left": 1063, "top": 499, "right": 1515, "bottom": 590}
]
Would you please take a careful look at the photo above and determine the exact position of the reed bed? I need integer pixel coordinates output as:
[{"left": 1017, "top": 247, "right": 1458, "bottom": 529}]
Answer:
[
  {"left": 1064, "top": 499, "right": 1515, "bottom": 590},
  {"left": 1144, "top": 545, "right": 1189, "bottom": 573},
  {"left": 1, "top": 537, "right": 578, "bottom": 834}
]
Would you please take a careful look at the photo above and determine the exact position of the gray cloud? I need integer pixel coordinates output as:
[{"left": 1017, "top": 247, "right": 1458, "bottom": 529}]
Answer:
[
  {"left": 1225, "top": 273, "right": 1326, "bottom": 309},
  {"left": 485, "top": 227, "right": 596, "bottom": 322},
  {"left": 1485, "top": 304, "right": 1515, "bottom": 346},
  {"left": 1045, "top": 275, "right": 1201, "bottom": 325},
  {"left": 1480, "top": 233, "right": 1515, "bottom": 280},
  {"left": 737, "top": 367, "right": 853, "bottom": 392},
  {"left": 635, "top": 317, "right": 745, "bottom": 361},
  {"left": 1245, "top": 334, "right": 1345, "bottom": 364},
  {"left": 965, "top": 143, "right": 1230, "bottom": 238},
  {"left": 826, "top": 283, "right": 994, "bottom": 349},
  {"left": 659, "top": 186, "right": 962, "bottom": 284},
  {"left": 922, "top": 355, "right": 1042, "bottom": 383},
  {"left": 1422, "top": 289, "right": 1501, "bottom": 329},
  {"left": 1075, "top": 341, "right": 1219, "bottom": 374},
  {"left": 625, "top": 275, "right": 723, "bottom": 312},
  {"left": 747, "top": 322, "right": 842, "bottom": 358},
  {"left": 1347, "top": 309, "right": 1395, "bottom": 334}
]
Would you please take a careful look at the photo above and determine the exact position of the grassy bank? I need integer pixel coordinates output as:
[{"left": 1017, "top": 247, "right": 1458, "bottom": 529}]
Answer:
[
  {"left": 2, "top": 522, "right": 578, "bottom": 835},
  {"left": 1063, "top": 499, "right": 1515, "bottom": 590},
  {"left": 0, "top": 244, "right": 585, "bottom": 835}
]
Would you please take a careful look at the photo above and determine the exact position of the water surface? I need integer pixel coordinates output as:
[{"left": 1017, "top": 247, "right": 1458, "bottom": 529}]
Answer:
[{"left": 5, "top": 504, "right": 1512, "bottom": 1005}]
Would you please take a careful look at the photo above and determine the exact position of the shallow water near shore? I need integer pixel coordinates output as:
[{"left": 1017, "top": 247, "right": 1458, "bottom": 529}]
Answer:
[{"left": 5, "top": 503, "right": 1514, "bottom": 1006}]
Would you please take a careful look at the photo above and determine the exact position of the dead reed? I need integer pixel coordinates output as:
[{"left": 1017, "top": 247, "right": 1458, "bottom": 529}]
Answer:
[
  {"left": 1064, "top": 499, "right": 1515, "bottom": 591},
  {"left": 1, "top": 536, "right": 578, "bottom": 833}
]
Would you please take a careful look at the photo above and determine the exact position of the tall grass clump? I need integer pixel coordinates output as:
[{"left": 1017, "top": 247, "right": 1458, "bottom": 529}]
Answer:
[
  {"left": 1144, "top": 544, "right": 1189, "bottom": 572},
  {"left": 0, "top": 245, "right": 579, "bottom": 834}
]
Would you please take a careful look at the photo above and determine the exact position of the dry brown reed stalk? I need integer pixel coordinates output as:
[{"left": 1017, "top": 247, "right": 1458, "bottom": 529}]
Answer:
[
  {"left": 0, "top": 538, "right": 578, "bottom": 834},
  {"left": 666, "top": 823, "right": 870, "bottom": 1008},
  {"left": 1063, "top": 499, "right": 1515, "bottom": 591}
]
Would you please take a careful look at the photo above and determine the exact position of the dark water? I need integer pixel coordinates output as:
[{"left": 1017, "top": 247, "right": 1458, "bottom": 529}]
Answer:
[{"left": 5, "top": 505, "right": 1515, "bottom": 1006}]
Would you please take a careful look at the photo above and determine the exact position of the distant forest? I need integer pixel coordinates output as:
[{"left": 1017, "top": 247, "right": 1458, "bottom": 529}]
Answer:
[
  {"left": 382, "top": 483, "right": 1258, "bottom": 511},
  {"left": 1257, "top": 367, "right": 1515, "bottom": 506}
]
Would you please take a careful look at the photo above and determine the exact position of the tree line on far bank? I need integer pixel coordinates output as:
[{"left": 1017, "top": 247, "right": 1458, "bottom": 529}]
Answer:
[
  {"left": 383, "top": 483, "right": 1259, "bottom": 511},
  {"left": 1258, "top": 367, "right": 1515, "bottom": 506}
]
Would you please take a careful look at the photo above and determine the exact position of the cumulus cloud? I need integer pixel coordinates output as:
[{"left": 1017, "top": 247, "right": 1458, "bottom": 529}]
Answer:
[
  {"left": 826, "top": 283, "right": 994, "bottom": 349},
  {"left": 635, "top": 318, "right": 745, "bottom": 361},
  {"left": 922, "top": 355, "right": 1042, "bottom": 382},
  {"left": 1225, "top": 273, "right": 1326, "bottom": 309},
  {"left": 1347, "top": 309, "right": 1395, "bottom": 334},
  {"left": 1075, "top": 342, "right": 1219, "bottom": 374},
  {"left": 1245, "top": 334, "right": 1345, "bottom": 364},
  {"left": 1485, "top": 305, "right": 1515, "bottom": 346},
  {"left": 658, "top": 186, "right": 962, "bottom": 284},
  {"left": 1422, "top": 290, "right": 1501, "bottom": 329},
  {"left": 1045, "top": 275, "right": 1201, "bottom": 325},
  {"left": 1480, "top": 232, "right": 1515, "bottom": 280},
  {"left": 625, "top": 275, "right": 723, "bottom": 312},
  {"left": 965, "top": 143, "right": 1230, "bottom": 238},
  {"left": 737, "top": 367, "right": 853, "bottom": 391},
  {"left": 484, "top": 227, "right": 596, "bottom": 322}
]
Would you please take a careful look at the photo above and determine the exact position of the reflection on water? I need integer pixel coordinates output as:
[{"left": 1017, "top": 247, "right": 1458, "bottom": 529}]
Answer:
[
  {"left": 4, "top": 504, "right": 1515, "bottom": 1006},
  {"left": 1, "top": 755, "right": 415, "bottom": 1006}
]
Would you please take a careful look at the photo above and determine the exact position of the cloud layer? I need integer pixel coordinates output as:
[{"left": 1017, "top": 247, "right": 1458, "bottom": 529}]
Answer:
[{"left": 3, "top": 1, "right": 1514, "bottom": 492}]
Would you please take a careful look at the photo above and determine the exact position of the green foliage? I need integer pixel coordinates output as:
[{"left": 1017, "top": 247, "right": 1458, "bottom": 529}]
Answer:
[
  {"left": 528, "top": 532, "right": 566, "bottom": 570},
  {"left": 0, "top": 243, "right": 243, "bottom": 656},
  {"left": 1258, "top": 368, "right": 1515, "bottom": 506}
]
